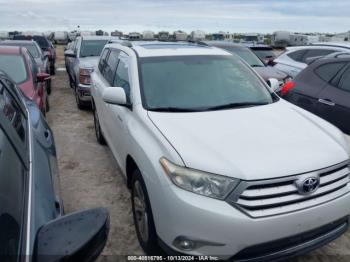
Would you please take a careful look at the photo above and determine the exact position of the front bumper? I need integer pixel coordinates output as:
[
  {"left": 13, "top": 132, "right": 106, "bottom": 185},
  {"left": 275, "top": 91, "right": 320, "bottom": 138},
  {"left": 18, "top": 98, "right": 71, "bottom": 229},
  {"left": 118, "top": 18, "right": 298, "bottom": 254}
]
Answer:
[
  {"left": 77, "top": 84, "right": 92, "bottom": 102},
  {"left": 151, "top": 183, "right": 350, "bottom": 260}
]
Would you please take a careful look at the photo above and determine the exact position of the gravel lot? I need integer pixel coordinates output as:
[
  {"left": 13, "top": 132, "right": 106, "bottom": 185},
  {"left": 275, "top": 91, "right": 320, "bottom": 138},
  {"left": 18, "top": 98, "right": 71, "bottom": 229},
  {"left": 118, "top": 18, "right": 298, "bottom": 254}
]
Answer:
[{"left": 47, "top": 46, "right": 350, "bottom": 261}]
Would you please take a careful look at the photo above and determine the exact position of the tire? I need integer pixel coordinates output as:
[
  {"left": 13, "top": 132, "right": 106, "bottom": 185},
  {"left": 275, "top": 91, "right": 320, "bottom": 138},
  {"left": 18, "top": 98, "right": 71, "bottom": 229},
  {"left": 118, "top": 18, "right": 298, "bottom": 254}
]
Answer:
[
  {"left": 131, "top": 169, "right": 161, "bottom": 255},
  {"left": 75, "top": 86, "right": 84, "bottom": 110},
  {"left": 47, "top": 79, "right": 52, "bottom": 95},
  {"left": 68, "top": 75, "right": 75, "bottom": 89},
  {"left": 46, "top": 95, "right": 50, "bottom": 113},
  {"left": 50, "top": 63, "right": 55, "bottom": 75},
  {"left": 93, "top": 107, "right": 106, "bottom": 145}
]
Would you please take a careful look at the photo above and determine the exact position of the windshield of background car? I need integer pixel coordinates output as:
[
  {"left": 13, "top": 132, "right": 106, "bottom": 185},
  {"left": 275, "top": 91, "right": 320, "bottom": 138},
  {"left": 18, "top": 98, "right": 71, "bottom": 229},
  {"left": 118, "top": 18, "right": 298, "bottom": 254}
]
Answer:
[
  {"left": 223, "top": 47, "right": 265, "bottom": 67},
  {"left": 0, "top": 55, "right": 27, "bottom": 84},
  {"left": 80, "top": 40, "right": 108, "bottom": 57},
  {"left": 33, "top": 36, "right": 49, "bottom": 49},
  {"left": 140, "top": 55, "right": 273, "bottom": 111}
]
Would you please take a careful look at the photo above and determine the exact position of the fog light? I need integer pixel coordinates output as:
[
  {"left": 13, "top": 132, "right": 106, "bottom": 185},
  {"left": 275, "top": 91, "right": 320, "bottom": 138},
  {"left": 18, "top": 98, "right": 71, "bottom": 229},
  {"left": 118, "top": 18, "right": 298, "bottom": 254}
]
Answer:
[{"left": 173, "top": 236, "right": 196, "bottom": 251}]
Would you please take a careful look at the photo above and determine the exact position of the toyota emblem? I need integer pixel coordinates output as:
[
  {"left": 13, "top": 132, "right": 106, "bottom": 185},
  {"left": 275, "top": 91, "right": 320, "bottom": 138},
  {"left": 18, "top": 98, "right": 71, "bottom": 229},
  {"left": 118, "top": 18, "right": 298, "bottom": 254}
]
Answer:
[{"left": 296, "top": 176, "right": 320, "bottom": 195}]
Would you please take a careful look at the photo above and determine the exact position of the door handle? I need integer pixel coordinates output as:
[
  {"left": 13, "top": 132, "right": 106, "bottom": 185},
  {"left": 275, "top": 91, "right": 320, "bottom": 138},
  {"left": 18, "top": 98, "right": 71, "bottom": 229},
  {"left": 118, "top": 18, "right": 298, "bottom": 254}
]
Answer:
[{"left": 318, "top": 98, "right": 335, "bottom": 106}]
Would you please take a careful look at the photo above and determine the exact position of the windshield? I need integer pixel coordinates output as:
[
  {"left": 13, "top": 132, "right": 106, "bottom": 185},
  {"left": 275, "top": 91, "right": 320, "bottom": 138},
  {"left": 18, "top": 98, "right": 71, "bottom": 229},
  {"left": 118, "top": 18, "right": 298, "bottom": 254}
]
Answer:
[
  {"left": 80, "top": 40, "right": 108, "bottom": 57},
  {"left": 222, "top": 47, "right": 265, "bottom": 67},
  {"left": 0, "top": 55, "right": 27, "bottom": 84},
  {"left": 140, "top": 55, "right": 274, "bottom": 111}
]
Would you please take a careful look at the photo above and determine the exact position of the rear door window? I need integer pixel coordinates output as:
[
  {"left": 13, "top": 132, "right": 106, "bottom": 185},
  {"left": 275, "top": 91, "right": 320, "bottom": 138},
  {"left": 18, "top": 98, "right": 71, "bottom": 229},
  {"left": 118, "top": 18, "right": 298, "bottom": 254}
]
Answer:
[{"left": 314, "top": 62, "right": 346, "bottom": 83}]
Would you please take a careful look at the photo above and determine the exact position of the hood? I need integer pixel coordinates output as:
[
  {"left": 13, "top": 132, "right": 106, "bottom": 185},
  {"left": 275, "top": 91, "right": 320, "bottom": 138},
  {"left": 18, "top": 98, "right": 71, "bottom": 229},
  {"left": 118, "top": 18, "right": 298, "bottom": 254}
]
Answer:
[
  {"left": 254, "top": 66, "right": 288, "bottom": 81},
  {"left": 148, "top": 100, "right": 349, "bottom": 180},
  {"left": 79, "top": 56, "right": 100, "bottom": 69},
  {"left": 18, "top": 81, "right": 35, "bottom": 100}
]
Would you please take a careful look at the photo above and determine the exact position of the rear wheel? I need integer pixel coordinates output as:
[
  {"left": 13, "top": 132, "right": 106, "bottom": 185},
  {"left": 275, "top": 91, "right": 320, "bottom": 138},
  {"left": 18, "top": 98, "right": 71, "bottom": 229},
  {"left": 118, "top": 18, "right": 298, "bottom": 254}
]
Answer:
[
  {"left": 131, "top": 170, "right": 160, "bottom": 255},
  {"left": 93, "top": 107, "right": 106, "bottom": 145}
]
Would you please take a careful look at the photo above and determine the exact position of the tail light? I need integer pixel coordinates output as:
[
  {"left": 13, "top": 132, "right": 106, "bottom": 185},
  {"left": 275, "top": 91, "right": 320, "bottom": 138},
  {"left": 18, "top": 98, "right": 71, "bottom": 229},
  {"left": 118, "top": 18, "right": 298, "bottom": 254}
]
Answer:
[
  {"left": 281, "top": 81, "right": 295, "bottom": 96},
  {"left": 79, "top": 68, "right": 94, "bottom": 85}
]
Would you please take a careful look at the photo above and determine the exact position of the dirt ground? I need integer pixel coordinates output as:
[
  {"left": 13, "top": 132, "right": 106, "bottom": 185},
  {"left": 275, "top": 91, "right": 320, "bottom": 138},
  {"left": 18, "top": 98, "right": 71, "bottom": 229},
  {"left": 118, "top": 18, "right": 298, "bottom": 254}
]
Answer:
[{"left": 47, "top": 46, "right": 350, "bottom": 262}]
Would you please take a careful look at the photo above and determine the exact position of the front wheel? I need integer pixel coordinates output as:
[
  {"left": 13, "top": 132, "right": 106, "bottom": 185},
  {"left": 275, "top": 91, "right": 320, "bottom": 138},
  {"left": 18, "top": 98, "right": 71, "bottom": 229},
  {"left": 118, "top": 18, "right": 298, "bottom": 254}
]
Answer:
[
  {"left": 75, "top": 87, "right": 84, "bottom": 110},
  {"left": 131, "top": 170, "right": 161, "bottom": 255},
  {"left": 93, "top": 107, "right": 106, "bottom": 145}
]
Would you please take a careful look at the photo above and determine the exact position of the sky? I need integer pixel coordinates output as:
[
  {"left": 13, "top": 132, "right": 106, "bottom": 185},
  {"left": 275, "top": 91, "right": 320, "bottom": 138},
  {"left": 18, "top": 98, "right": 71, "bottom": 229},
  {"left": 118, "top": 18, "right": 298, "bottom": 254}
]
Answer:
[{"left": 0, "top": 0, "right": 348, "bottom": 34}]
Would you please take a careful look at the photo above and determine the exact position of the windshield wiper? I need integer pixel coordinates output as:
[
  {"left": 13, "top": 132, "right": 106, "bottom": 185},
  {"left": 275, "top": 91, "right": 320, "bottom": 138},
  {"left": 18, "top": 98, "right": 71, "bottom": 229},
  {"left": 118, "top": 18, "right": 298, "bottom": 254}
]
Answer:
[
  {"left": 204, "top": 102, "right": 269, "bottom": 111},
  {"left": 251, "top": 64, "right": 264, "bottom": 67},
  {"left": 148, "top": 107, "right": 200, "bottom": 112}
]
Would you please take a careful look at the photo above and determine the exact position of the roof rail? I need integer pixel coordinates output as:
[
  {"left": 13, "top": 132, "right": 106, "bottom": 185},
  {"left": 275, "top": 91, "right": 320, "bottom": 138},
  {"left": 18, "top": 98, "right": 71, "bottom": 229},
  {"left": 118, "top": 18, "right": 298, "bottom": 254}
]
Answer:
[{"left": 187, "top": 40, "right": 209, "bottom": 46}]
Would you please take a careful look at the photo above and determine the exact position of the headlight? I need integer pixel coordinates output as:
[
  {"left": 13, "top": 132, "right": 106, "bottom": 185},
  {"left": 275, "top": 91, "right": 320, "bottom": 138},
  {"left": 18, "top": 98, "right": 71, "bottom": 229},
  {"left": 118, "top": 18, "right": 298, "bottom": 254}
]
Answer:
[
  {"left": 160, "top": 157, "right": 238, "bottom": 199},
  {"left": 79, "top": 68, "right": 94, "bottom": 85}
]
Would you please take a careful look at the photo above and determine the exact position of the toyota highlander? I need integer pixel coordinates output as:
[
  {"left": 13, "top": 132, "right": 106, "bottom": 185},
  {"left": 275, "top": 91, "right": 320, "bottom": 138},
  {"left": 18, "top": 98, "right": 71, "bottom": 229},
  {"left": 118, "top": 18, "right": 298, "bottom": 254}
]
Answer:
[{"left": 91, "top": 41, "right": 350, "bottom": 261}]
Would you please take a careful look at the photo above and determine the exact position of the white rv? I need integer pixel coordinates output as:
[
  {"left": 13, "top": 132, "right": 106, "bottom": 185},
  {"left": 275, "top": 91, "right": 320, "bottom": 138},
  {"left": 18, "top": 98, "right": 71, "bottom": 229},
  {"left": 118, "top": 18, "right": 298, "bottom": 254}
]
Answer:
[{"left": 54, "top": 31, "right": 69, "bottom": 44}]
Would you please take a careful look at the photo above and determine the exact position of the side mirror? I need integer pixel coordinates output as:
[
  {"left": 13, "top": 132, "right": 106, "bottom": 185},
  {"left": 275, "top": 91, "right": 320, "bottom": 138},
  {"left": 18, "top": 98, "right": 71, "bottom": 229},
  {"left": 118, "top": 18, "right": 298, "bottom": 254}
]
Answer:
[
  {"left": 34, "top": 208, "right": 109, "bottom": 262},
  {"left": 64, "top": 49, "right": 76, "bottom": 58},
  {"left": 267, "top": 78, "right": 280, "bottom": 92},
  {"left": 37, "top": 72, "right": 50, "bottom": 82},
  {"left": 102, "top": 87, "right": 130, "bottom": 108}
]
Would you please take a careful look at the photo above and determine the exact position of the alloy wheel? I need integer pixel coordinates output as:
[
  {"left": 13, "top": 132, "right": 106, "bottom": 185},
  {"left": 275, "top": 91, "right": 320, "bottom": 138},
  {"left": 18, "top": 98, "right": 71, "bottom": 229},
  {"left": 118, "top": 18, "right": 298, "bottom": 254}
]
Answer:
[{"left": 133, "top": 180, "right": 149, "bottom": 242}]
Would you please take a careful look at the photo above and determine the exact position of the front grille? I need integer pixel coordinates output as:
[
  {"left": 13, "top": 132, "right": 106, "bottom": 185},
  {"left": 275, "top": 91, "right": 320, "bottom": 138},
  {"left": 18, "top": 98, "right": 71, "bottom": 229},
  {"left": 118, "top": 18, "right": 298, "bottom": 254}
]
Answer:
[
  {"left": 226, "top": 162, "right": 350, "bottom": 218},
  {"left": 231, "top": 216, "right": 349, "bottom": 262}
]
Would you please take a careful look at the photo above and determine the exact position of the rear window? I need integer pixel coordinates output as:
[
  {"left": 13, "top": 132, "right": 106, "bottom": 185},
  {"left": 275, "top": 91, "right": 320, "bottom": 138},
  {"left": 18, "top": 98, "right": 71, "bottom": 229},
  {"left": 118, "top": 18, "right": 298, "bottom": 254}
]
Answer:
[
  {"left": 80, "top": 40, "right": 108, "bottom": 57},
  {"left": 33, "top": 36, "right": 49, "bottom": 49},
  {"left": 24, "top": 45, "right": 40, "bottom": 58},
  {"left": 314, "top": 62, "right": 346, "bottom": 82},
  {"left": 0, "top": 55, "right": 27, "bottom": 84}
]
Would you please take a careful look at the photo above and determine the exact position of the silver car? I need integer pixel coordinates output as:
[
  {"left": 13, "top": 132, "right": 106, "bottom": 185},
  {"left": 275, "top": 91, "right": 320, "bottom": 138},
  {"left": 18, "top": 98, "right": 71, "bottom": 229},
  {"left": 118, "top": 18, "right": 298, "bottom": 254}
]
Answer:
[
  {"left": 64, "top": 35, "right": 112, "bottom": 109},
  {"left": 273, "top": 45, "right": 350, "bottom": 78}
]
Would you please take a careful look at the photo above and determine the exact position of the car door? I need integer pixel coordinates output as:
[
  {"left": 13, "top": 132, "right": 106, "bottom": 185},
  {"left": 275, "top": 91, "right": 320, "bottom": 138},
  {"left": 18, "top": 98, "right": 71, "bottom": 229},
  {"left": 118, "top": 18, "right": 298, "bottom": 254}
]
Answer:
[
  {"left": 316, "top": 63, "right": 350, "bottom": 134},
  {"left": 0, "top": 79, "right": 28, "bottom": 260},
  {"left": 106, "top": 51, "right": 132, "bottom": 170},
  {"left": 275, "top": 49, "right": 306, "bottom": 77},
  {"left": 93, "top": 48, "right": 120, "bottom": 144}
]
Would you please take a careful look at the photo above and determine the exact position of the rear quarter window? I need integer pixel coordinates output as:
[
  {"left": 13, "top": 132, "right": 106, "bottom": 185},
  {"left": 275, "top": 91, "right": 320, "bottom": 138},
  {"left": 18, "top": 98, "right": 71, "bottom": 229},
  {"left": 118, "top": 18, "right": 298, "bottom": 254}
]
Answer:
[{"left": 287, "top": 50, "right": 306, "bottom": 62}]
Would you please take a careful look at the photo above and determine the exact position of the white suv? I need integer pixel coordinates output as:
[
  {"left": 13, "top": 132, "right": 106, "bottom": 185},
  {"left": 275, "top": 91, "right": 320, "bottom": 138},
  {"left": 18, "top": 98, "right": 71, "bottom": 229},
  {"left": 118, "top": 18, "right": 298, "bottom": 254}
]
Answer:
[{"left": 91, "top": 41, "right": 350, "bottom": 260}]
